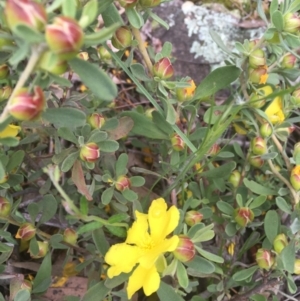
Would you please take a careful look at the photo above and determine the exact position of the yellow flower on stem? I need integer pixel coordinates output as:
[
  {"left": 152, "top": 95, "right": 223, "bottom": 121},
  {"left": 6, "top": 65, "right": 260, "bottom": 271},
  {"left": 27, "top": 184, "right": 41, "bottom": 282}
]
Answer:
[
  {"left": 0, "top": 124, "right": 20, "bottom": 138},
  {"left": 104, "top": 198, "right": 180, "bottom": 299},
  {"left": 265, "top": 96, "right": 285, "bottom": 124}
]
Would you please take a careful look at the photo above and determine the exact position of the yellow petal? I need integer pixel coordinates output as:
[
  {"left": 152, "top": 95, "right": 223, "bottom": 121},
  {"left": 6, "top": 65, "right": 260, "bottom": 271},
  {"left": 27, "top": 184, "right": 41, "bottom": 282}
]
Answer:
[
  {"left": 105, "top": 243, "right": 140, "bottom": 277},
  {"left": 126, "top": 211, "right": 149, "bottom": 247},
  {"left": 127, "top": 265, "right": 160, "bottom": 299},
  {"left": 0, "top": 124, "right": 20, "bottom": 138},
  {"left": 148, "top": 198, "right": 180, "bottom": 244},
  {"left": 265, "top": 97, "right": 285, "bottom": 124}
]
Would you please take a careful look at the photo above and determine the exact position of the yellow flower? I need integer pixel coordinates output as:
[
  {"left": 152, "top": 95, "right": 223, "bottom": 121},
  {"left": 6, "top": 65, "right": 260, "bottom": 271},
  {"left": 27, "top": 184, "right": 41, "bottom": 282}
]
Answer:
[
  {"left": 0, "top": 124, "right": 20, "bottom": 138},
  {"left": 265, "top": 96, "right": 285, "bottom": 124},
  {"left": 105, "top": 198, "right": 180, "bottom": 299}
]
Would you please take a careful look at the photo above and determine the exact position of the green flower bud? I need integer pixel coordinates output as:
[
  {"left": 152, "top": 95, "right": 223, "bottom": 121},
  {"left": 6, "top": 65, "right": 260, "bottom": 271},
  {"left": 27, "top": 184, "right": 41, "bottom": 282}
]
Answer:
[
  {"left": 16, "top": 223, "right": 36, "bottom": 241},
  {"left": 80, "top": 143, "right": 100, "bottom": 163},
  {"left": 293, "top": 142, "right": 300, "bottom": 163},
  {"left": 171, "top": 133, "right": 185, "bottom": 151},
  {"left": 256, "top": 248, "right": 274, "bottom": 270},
  {"left": 251, "top": 137, "right": 267, "bottom": 155},
  {"left": 249, "top": 49, "right": 266, "bottom": 69},
  {"left": 38, "top": 51, "right": 68, "bottom": 75},
  {"left": 207, "top": 143, "right": 220, "bottom": 156},
  {"left": 281, "top": 53, "right": 297, "bottom": 69},
  {"left": 283, "top": 13, "right": 300, "bottom": 34},
  {"left": 0, "top": 86, "right": 12, "bottom": 102},
  {"left": 5, "top": 0, "right": 47, "bottom": 33},
  {"left": 248, "top": 67, "right": 268, "bottom": 84},
  {"left": 290, "top": 165, "right": 300, "bottom": 191},
  {"left": 119, "top": 0, "right": 138, "bottom": 8},
  {"left": 184, "top": 210, "right": 203, "bottom": 226},
  {"left": 46, "top": 16, "right": 84, "bottom": 59},
  {"left": 234, "top": 207, "right": 254, "bottom": 227},
  {"left": 87, "top": 113, "right": 106, "bottom": 129},
  {"left": 111, "top": 26, "right": 132, "bottom": 50},
  {"left": 292, "top": 89, "right": 300, "bottom": 105},
  {"left": 249, "top": 155, "right": 264, "bottom": 168},
  {"left": 0, "top": 197, "right": 11, "bottom": 217},
  {"left": 273, "top": 234, "right": 288, "bottom": 254},
  {"left": 0, "top": 30, "right": 14, "bottom": 51},
  {"left": 29, "top": 241, "right": 49, "bottom": 258},
  {"left": 63, "top": 228, "right": 78, "bottom": 246},
  {"left": 21, "top": 280, "right": 32, "bottom": 291},
  {"left": 229, "top": 170, "right": 241, "bottom": 188},
  {"left": 248, "top": 85, "right": 272, "bottom": 109},
  {"left": 115, "top": 175, "right": 131, "bottom": 191},
  {"left": 176, "top": 79, "right": 196, "bottom": 102},
  {"left": 144, "top": 108, "right": 156, "bottom": 119},
  {"left": 97, "top": 46, "right": 112, "bottom": 62},
  {"left": 260, "top": 122, "right": 272, "bottom": 138},
  {"left": 0, "top": 64, "right": 9, "bottom": 80},
  {"left": 173, "top": 235, "right": 196, "bottom": 263},
  {"left": 8, "top": 86, "right": 45, "bottom": 121},
  {"left": 139, "top": 0, "right": 161, "bottom": 8},
  {"left": 153, "top": 57, "right": 174, "bottom": 80}
]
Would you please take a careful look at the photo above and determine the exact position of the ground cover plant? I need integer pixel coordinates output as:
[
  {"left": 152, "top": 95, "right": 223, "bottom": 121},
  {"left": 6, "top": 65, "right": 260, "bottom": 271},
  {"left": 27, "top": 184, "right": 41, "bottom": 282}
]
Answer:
[{"left": 1, "top": 0, "right": 300, "bottom": 300}]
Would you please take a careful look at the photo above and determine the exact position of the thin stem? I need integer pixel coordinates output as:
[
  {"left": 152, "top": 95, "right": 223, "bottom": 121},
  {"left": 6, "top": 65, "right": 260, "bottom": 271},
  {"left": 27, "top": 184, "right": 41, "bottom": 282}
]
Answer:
[
  {"left": 132, "top": 27, "right": 153, "bottom": 75},
  {"left": 271, "top": 134, "right": 291, "bottom": 171},
  {"left": 0, "top": 44, "right": 47, "bottom": 123}
]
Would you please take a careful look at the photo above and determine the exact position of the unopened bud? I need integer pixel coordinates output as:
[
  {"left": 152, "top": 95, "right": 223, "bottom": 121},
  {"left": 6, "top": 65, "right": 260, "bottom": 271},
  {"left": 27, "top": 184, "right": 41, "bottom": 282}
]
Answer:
[
  {"left": 249, "top": 49, "right": 266, "bottom": 69},
  {"left": 251, "top": 137, "right": 267, "bottom": 155},
  {"left": 0, "top": 173, "right": 9, "bottom": 184},
  {"left": 207, "top": 143, "right": 220, "bottom": 156},
  {"left": 229, "top": 170, "right": 241, "bottom": 188},
  {"left": 249, "top": 155, "right": 264, "bottom": 168},
  {"left": 173, "top": 235, "right": 196, "bottom": 262},
  {"left": 111, "top": 26, "right": 132, "bottom": 50},
  {"left": 294, "top": 259, "right": 300, "bottom": 275},
  {"left": 260, "top": 122, "right": 272, "bottom": 138},
  {"left": 144, "top": 108, "right": 156, "bottom": 119},
  {"left": 97, "top": 46, "right": 112, "bottom": 61},
  {"left": 273, "top": 233, "right": 288, "bottom": 254},
  {"left": 15, "top": 223, "right": 36, "bottom": 241},
  {"left": 0, "top": 197, "right": 11, "bottom": 217},
  {"left": 38, "top": 51, "right": 68, "bottom": 75},
  {"left": 21, "top": 280, "right": 32, "bottom": 291},
  {"left": 8, "top": 86, "right": 45, "bottom": 121},
  {"left": 77, "top": 52, "right": 89, "bottom": 61},
  {"left": 171, "top": 133, "right": 185, "bottom": 151},
  {"left": 63, "top": 228, "right": 78, "bottom": 245},
  {"left": 0, "top": 86, "right": 12, "bottom": 102},
  {"left": 184, "top": 210, "right": 203, "bottom": 226},
  {"left": 248, "top": 67, "right": 268, "bottom": 84},
  {"left": 281, "top": 53, "right": 297, "bottom": 69},
  {"left": 5, "top": 0, "right": 47, "bottom": 33},
  {"left": 292, "top": 89, "right": 300, "bottom": 105},
  {"left": 234, "top": 207, "right": 254, "bottom": 227},
  {"left": 153, "top": 57, "right": 174, "bottom": 80},
  {"left": 80, "top": 142, "right": 100, "bottom": 162},
  {"left": 87, "top": 113, "right": 106, "bottom": 129},
  {"left": 0, "top": 64, "right": 9, "bottom": 80},
  {"left": 118, "top": 0, "right": 138, "bottom": 8},
  {"left": 256, "top": 248, "right": 274, "bottom": 270},
  {"left": 139, "top": 0, "right": 161, "bottom": 8},
  {"left": 283, "top": 13, "right": 300, "bottom": 34},
  {"left": 29, "top": 241, "right": 49, "bottom": 258},
  {"left": 46, "top": 16, "right": 84, "bottom": 59},
  {"left": 115, "top": 175, "right": 131, "bottom": 191},
  {"left": 0, "top": 30, "right": 14, "bottom": 50},
  {"left": 249, "top": 85, "right": 273, "bottom": 108},
  {"left": 176, "top": 80, "right": 196, "bottom": 102},
  {"left": 293, "top": 142, "right": 300, "bottom": 163},
  {"left": 290, "top": 165, "right": 300, "bottom": 191}
]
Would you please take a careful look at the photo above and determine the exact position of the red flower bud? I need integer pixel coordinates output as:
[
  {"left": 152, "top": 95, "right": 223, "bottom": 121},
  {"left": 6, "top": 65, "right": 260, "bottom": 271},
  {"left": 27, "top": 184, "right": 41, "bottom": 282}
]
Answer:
[
  {"left": 29, "top": 241, "right": 49, "bottom": 258},
  {"left": 249, "top": 49, "right": 266, "bottom": 69},
  {"left": 173, "top": 235, "right": 196, "bottom": 262},
  {"left": 290, "top": 165, "right": 300, "bottom": 191},
  {"left": 8, "top": 86, "right": 45, "bottom": 121},
  {"left": 251, "top": 137, "right": 267, "bottom": 155},
  {"left": 5, "top": 0, "right": 47, "bottom": 33},
  {"left": 46, "top": 16, "right": 84, "bottom": 59},
  {"left": 153, "top": 57, "right": 174, "bottom": 80},
  {"left": 256, "top": 248, "right": 274, "bottom": 270},
  {"left": 0, "top": 64, "right": 9, "bottom": 80},
  {"left": 171, "top": 133, "right": 185, "bottom": 151},
  {"left": 281, "top": 53, "right": 297, "bottom": 69},
  {"left": 15, "top": 223, "right": 36, "bottom": 241},
  {"left": 0, "top": 86, "right": 12, "bottom": 102},
  {"left": 273, "top": 233, "right": 288, "bottom": 254},
  {"left": 229, "top": 170, "right": 241, "bottom": 188},
  {"left": 184, "top": 210, "right": 203, "bottom": 226},
  {"left": 234, "top": 207, "right": 254, "bottom": 227},
  {"left": 176, "top": 79, "right": 196, "bottom": 102},
  {"left": 118, "top": 0, "right": 138, "bottom": 8},
  {"left": 80, "top": 142, "right": 100, "bottom": 163},
  {"left": 38, "top": 51, "right": 68, "bottom": 75},
  {"left": 87, "top": 113, "right": 106, "bottom": 129},
  {"left": 63, "top": 228, "right": 78, "bottom": 245},
  {"left": 249, "top": 155, "right": 264, "bottom": 168},
  {"left": 115, "top": 175, "right": 131, "bottom": 191},
  {"left": 139, "top": 0, "right": 161, "bottom": 8},
  {"left": 283, "top": 13, "right": 300, "bottom": 34},
  {"left": 260, "top": 122, "right": 272, "bottom": 138},
  {"left": 111, "top": 26, "right": 132, "bottom": 50},
  {"left": 0, "top": 197, "right": 11, "bottom": 217}
]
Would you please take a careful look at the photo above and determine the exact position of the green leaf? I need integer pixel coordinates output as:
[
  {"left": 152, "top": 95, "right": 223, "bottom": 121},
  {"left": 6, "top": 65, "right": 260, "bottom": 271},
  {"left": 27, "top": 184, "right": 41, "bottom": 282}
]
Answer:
[
  {"left": 77, "top": 222, "right": 103, "bottom": 235},
  {"left": 14, "top": 25, "right": 44, "bottom": 43},
  {"left": 99, "top": 0, "right": 114, "bottom": 14},
  {"left": 122, "top": 189, "right": 138, "bottom": 201},
  {"left": 0, "top": 242, "right": 12, "bottom": 253},
  {"left": 243, "top": 178, "right": 277, "bottom": 195},
  {"left": 126, "top": 7, "right": 144, "bottom": 29},
  {"left": 272, "top": 10, "right": 284, "bottom": 31},
  {"left": 216, "top": 201, "right": 234, "bottom": 215},
  {"left": 28, "top": 203, "right": 39, "bottom": 223},
  {"left": 87, "top": 130, "right": 107, "bottom": 143},
  {"left": 276, "top": 197, "right": 292, "bottom": 214},
  {"left": 57, "top": 127, "right": 78, "bottom": 144},
  {"left": 61, "top": 151, "right": 79, "bottom": 172},
  {"left": 29, "top": 236, "right": 39, "bottom": 256},
  {"left": 194, "top": 66, "right": 240, "bottom": 100},
  {"left": 48, "top": 73, "right": 72, "bottom": 87},
  {"left": 105, "top": 273, "right": 130, "bottom": 289},
  {"left": 92, "top": 228, "right": 109, "bottom": 256},
  {"left": 209, "top": 29, "right": 232, "bottom": 54},
  {"left": 84, "top": 23, "right": 120, "bottom": 46},
  {"left": 0, "top": 161, "right": 5, "bottom": 184},
  {"left": 102, "top": 3, "right": 123, "bottom": 27},
  {"left": 280, "top": 242, "right": 295, "bottom": 273},
  {"left": 148, "top": 10, "right": 169, "bottom": 30},
  {"left": 166, "top": 101, "right": 177, "bottom": 125},
  {"left": 105, "top": 225, "right": 126, "bottom": 238},
  {"left": 0, "top": 244, "right": 13, "bottom": 264},
  {"left": 116, "top": 153, "right": 128, "bottom": 177},
  {"left": 249, "top": 195, "right": 267, "bottom": 209},
  {"left": 264, "top": 210, "right": 279, "bottom": 244},
  {"left": 32, "top": 253, "right": 52, "bottom": 293},
  {"left": 196, "top": 248, "right": 224, "bottom": 263},
  {"left": 176, "top": 261, "right": 189, "bottom": 289},
  {"left": 99, "top": 140, "right": 119, "bottom": 152},
  {"left": 79, "top": 0, "right": 98, "bottom": 28},
  {"left": 62, "top": 0, "right": 77, "bottom": 18},
  {"left": 6, "top": 150, "right": 25, "bottom": 173},
  {"left": 130, "top": 176, "right": 145, "bottom": 187},
  {"left": 157, "top": 281, "right": 185, "bottom": 301},
  {"left": 14, "top": 290, "right": 30, "bottom": 301},
  {"left": 185, "top": 256, "right": 215, "bottom": 274},
  {"left": 232, "top": 266, "right": 259, "bottom": 281},
  {"left": 38, "top": 195, "right": 58, "bottom": 225},
  {"left": 200, "top": 162, "right": 236, "bottom": 178},
  {"left": 82, "top": 281, "right": 110, "bottom": 301},
  {"left": 101, "top": 187, "right": 114, "bottom": 205},
  {"left": 0, "top": 137, "right": 19, "bottom": 147},
  {"left": 43, "top": 108, "right": 86, "bottom": 128},
  {"left": 69, "top": 58, "right": 117, "bottom": 102},
  {"left": 130, "top": 63, "right": 151, "bottom": 81}
]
